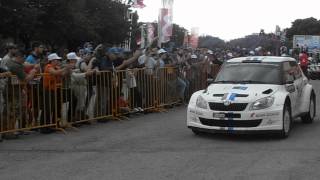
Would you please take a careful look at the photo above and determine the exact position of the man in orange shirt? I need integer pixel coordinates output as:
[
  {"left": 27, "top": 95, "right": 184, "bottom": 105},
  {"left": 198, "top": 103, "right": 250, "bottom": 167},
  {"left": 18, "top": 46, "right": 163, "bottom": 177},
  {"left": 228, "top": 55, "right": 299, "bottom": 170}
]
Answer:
[{"left": 41, "top": 53, "right": 70, "bottom": 133}]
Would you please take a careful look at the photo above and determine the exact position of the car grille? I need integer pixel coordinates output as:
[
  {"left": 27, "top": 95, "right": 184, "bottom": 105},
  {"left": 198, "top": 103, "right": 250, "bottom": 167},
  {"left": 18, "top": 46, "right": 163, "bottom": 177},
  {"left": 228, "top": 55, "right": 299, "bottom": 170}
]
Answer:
[
  {"left": 215, "top": 113, "right": 241, "bottom": 118},
  {"left": 209, "top": 102, "right": 248, "bottom": 111},
  {"left": 199, "top": 118, "right": 262, "bottom": 128}
]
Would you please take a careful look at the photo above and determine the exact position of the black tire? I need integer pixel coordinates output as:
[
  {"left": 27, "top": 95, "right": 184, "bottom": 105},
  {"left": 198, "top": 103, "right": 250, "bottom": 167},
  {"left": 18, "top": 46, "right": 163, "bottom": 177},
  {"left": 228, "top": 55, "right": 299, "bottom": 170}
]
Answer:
[
  {"left": 192, "top": 128, "right": 203, "bottom": 135},
  {"left": 310, "top": 73, "right": 316, "bottom": 80},
  {"left": 279, "top": 104, "right": 292, "bottom": 138},
  {"left": 301, "top": 92, "right": 316, "bottom": 124}
]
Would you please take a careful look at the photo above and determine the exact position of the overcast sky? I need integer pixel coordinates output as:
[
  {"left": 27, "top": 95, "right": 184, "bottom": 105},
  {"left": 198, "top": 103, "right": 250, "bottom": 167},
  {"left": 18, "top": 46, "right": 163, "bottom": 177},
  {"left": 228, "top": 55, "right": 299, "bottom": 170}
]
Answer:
[{"left": 136, "top": 0, "right": 320, "bottom": 41}]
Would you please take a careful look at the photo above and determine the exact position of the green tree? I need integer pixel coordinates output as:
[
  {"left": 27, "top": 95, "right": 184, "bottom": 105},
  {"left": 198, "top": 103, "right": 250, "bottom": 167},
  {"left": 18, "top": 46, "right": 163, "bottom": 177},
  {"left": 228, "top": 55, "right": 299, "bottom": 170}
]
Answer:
[
  {"left": 228, "top": 34, "right": 278, "bottom": 53},
  {"left": 0, "top": 0, "right": 132, "bottom": 49},
  {"left": 198, "top": 35, "right": 226, "bottom": 49},
  {"left": 171, "top": 24, "right": 187, "bottom": 47},
  {"left": 286, "top": 17, "right": 320, "bottom": 40}
]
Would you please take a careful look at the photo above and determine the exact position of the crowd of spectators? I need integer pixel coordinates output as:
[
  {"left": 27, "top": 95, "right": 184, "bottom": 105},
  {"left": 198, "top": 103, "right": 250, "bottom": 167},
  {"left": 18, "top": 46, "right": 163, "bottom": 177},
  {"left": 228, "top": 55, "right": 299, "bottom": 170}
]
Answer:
[{"left": 0, "top": 42, "right": 225, "bottom": 141}]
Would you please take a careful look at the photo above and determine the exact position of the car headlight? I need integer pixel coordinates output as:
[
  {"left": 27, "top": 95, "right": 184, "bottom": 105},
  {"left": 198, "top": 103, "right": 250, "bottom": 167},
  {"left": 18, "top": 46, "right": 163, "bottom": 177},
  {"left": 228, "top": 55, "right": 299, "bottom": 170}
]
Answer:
[
  {"left": 250, "top": 96, "right": 275, "bottom": 110},
  {"left": 196, "top": 95, "right": 208, "bottom": 109}
]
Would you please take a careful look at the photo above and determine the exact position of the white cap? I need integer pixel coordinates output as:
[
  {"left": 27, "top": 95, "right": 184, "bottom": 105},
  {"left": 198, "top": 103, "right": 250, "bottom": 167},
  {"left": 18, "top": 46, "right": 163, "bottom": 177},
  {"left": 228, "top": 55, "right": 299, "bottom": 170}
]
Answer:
[
  {"left": 67, "top": 52, "right": 80, "bottom": 60},
  {"left": 207, "top": 50, "right": 213, "bottom": 54},
  {"left": 191, "top": 54, "right": 197, "bottom": 59},
  {"left": 48, "top": 53, "right": 62, "bottom": 61},
  {"left": 158, "top": 48, "right": 167, "bottom": 54}
]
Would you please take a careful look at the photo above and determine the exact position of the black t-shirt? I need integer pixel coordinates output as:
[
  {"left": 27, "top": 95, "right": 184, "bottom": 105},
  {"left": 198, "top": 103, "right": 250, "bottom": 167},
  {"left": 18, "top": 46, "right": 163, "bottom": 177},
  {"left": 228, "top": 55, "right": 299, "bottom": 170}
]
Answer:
[
  {"left": 113, "top": 58, "right": 124, "bottom": 67},
  {"left": 90, "top": 56, "right": 114, "bottom": 86},
  {"left": 96, "top": 56, "right": 114, "bottom": 71}
]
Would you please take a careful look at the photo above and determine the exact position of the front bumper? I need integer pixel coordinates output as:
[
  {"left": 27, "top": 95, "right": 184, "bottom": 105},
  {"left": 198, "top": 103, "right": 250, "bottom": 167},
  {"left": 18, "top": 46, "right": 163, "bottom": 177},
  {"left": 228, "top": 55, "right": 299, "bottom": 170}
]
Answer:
[
  {"left": 187, "top": 106, "right": 283, "bottom": 133},
  {"left": 188, "top": 127, "right": 282, "bottom": 135}
]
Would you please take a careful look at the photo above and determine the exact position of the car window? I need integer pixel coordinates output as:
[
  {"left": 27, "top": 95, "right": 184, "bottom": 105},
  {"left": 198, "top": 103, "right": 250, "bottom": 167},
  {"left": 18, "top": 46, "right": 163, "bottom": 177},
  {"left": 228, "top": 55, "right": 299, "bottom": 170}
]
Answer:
[
  {"left": 215, "top": 63, "right": 282, "bottom": 84},
  {"left": 283, "top": 62, "right": 295, "bottom": 82}
]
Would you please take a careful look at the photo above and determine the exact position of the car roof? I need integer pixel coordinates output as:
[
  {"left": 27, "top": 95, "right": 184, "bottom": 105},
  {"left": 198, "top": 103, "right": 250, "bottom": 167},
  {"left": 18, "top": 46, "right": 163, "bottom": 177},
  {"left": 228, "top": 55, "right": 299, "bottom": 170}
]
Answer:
[{"left": 227, "top": 56, "right": 296, "bottom": 63}]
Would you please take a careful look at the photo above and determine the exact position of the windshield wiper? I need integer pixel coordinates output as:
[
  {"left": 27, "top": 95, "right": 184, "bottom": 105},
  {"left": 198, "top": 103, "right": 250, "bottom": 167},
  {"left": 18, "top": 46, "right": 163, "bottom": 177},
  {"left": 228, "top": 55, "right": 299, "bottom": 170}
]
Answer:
[
  {"left": 237, "top": 80, "right": 267, "bottom": 84},
  {"left": 214, "top": 80, "right": 238, "bottom": 84}
]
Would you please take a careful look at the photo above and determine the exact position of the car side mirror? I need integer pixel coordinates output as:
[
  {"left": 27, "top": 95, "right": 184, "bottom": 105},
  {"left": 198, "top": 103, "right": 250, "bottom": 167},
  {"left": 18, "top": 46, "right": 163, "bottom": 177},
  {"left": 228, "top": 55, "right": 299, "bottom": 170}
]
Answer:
[
  {"left": 207, "top": 78, "right": 215, "bottom": 85},
  {"left": 285, "top": 80, "right": 295, "bottom": 93}
]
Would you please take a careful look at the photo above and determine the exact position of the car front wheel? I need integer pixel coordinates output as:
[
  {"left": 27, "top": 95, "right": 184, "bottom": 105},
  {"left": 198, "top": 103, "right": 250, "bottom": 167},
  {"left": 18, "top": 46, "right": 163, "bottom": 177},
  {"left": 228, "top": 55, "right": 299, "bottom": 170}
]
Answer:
[
  {"left": 280, "top": 104, "right": 292, "bottom": 138},
  {"left": 301, "top": 93, "right": 316, "bottom": 124}
]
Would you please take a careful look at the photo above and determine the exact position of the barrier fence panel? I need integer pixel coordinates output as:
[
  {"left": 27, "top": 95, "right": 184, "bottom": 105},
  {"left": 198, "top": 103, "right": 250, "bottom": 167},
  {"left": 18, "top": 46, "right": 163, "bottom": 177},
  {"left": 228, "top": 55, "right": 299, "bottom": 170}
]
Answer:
[
  {"left": 113, "top": 70, "right": 126, "bottom": 116},
  {"left": 59, "top": 70, "right": 114, "bottom": 126},
  {"left": 127, "top": 69, "right": 143, "bottom": 112},
  {"left": 157, "top": 68, "right": 166, "bottom": 107},
  {"left": 0, "top": 64, "right": 222, "bottom": 134},
  {"left": 113, "top": 67, "right": 181, "bottom": 117},
  {"left": 166, "top": 67, "right": 181, "bottom": 105},
  {"left": 0, "top": 74, "right": 58, "bottom": 134}
]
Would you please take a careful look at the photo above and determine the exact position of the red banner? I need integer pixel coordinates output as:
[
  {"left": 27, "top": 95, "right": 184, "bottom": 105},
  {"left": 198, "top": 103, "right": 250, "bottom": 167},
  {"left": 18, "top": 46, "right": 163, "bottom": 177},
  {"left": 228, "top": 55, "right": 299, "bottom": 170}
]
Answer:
[{"left": 132, "top": 0, "right": 146, "bottom": 8}]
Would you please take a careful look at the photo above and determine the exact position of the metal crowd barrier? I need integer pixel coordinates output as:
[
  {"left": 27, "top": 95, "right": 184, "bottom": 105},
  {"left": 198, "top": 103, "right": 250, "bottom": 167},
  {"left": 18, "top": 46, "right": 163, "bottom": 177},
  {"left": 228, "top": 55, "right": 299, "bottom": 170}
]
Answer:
[
  {"left": 0, "top": 74, "right": 60, "bottom": 134},
  {"left": 0, "top": 64, "right": 221, "bottom": 134}
]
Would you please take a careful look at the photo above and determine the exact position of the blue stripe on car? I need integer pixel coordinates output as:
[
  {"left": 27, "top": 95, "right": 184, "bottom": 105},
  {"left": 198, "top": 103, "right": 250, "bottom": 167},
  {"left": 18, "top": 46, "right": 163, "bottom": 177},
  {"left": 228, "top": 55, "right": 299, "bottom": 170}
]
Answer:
[{"left": 229, "top": 93, "right": 237, "bottom": 101}]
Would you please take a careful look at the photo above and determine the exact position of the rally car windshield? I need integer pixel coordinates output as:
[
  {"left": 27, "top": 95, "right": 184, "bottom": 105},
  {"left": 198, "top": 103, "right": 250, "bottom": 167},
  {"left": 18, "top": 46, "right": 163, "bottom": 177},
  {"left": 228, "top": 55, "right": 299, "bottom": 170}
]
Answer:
[{"left": 215, "top": 63, "right": 282, "bottom": 84}]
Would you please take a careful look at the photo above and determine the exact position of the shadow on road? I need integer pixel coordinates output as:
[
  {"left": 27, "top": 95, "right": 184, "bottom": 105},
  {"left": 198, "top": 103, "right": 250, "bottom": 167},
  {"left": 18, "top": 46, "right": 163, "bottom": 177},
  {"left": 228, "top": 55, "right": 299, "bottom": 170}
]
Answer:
[{"left": 190, "top": 117, "right": 319, "bottom": 142}]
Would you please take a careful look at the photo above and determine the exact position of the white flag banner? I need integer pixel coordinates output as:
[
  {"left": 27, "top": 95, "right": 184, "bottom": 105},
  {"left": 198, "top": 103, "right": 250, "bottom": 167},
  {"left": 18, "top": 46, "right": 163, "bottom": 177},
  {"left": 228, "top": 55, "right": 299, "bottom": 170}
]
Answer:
[
  {"left": 147, "top": 23, "right": 155, "bottom": 46},
  {"left": 158, "top": 8, "right": 172, "bottom": 43},
  {"left": 158, "top": 0, "right": 174, "bottom": 45},
  {"left": 140, "top": 25, "right": 147, "bottom": 48},
  {"left": 162, "top": 0, "right": 174, "bottom": 8}
]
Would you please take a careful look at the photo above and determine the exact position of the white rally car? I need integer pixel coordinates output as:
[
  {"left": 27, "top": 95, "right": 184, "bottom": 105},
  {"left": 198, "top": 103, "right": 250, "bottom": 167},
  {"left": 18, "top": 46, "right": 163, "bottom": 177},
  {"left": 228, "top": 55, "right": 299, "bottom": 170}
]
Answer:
[{"left": 187, "top": 56, "right": 316, "bottom": 138}]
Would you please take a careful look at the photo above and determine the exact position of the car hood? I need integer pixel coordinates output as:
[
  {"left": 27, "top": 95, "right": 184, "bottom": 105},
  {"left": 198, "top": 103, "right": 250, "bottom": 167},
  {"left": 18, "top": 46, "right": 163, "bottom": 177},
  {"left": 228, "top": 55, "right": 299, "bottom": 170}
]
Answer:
[{"left": 202, "top": 83, "right": 280, "bottom": 103}]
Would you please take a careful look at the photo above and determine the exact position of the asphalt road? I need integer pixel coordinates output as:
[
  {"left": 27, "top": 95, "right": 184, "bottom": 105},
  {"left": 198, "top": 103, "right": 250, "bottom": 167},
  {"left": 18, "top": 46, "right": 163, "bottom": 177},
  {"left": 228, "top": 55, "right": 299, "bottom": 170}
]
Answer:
[{"left": 1, "top": 81, "right": 320, "bottom": 180}]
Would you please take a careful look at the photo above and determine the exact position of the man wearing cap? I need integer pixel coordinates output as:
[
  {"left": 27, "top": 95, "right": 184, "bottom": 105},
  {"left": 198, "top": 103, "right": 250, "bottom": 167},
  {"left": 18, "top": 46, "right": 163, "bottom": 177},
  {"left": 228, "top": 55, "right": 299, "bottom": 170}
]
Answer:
[
  {"left": 90, "top": 46, "right": 115, "bottom": 72},
  {"left": 157, "top": 49, "right": 167, "bottom": 68},
  {"left": 107, "top": 47, "right": 142, "bottom": 115},
  {"left": 41, "top": 53, "right": 70, "bottom": 133},
  {"left": 88, "top": 45, "right": 115, "bottom": 117},
  {"left": 66, "top": 52, "right": 94, "bottom": 123}
]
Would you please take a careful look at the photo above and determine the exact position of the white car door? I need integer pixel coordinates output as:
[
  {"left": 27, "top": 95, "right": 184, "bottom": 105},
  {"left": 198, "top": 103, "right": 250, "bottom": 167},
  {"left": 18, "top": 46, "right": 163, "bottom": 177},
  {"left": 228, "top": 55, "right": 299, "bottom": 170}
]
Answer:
[
  {"left": 283, "top": 62, "right": 298, "bottom": 115},
  {"left": 291, "top": 61, "right": 308, "bottom": 115},
  {"left": 290, "top": 61, "right": 304, "bottom": 97}
]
